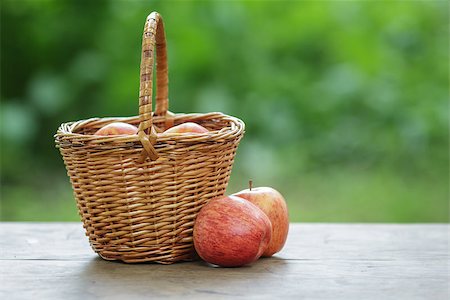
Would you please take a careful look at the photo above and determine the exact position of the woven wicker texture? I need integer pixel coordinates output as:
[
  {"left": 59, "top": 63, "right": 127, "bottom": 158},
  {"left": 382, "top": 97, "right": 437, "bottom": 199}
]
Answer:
[{"left": 55, "top": 12, "right": 245, "bottom": 264}]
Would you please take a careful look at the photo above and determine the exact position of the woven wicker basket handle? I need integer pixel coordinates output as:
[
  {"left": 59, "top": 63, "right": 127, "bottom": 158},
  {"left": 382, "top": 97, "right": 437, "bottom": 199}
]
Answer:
[{"left": 138, "top": 12, "right": 169, "bottom": 162}]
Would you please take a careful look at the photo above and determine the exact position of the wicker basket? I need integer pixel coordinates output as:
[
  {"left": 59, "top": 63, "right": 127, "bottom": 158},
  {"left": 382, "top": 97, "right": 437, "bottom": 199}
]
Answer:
[{"left": 55, "top": 12, "right": 245, "bottom": 264}]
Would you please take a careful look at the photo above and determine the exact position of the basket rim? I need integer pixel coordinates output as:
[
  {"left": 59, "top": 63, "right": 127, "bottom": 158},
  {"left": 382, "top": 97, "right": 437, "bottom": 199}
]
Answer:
[{"left": 55, "top": 111, "right": 245, "bottom": 145}]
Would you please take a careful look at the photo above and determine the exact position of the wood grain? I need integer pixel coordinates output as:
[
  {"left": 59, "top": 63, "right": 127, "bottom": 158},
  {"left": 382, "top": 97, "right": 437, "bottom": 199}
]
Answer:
[{"left": 0, "top": 223, "right": 448, "bottom": 300}]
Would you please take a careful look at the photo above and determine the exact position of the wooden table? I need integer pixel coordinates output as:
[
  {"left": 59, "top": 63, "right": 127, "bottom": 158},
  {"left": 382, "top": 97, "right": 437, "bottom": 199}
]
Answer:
[{"left": 0, "top": 223, "right": 448, "bottom": 299}]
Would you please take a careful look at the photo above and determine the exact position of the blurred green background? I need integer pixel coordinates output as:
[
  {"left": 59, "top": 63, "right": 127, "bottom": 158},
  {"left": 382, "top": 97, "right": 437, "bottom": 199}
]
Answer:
[{"left": 1, "top": 0, "right": 448, "bottom": 222}]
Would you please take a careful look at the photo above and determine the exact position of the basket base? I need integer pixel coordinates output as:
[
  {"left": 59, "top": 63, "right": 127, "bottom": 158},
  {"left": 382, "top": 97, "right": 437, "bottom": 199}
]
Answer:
[
  {"left": 96, "top": 253, "right": 199, "bottom": 264},
  {"left": 92, "top": 244, "right": 200, "bottom": 264}
]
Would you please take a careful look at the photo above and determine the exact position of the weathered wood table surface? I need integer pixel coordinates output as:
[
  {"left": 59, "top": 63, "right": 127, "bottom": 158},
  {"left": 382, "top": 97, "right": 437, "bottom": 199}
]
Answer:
[{"left": 0, "top": 223, "right": 448, "bottom": 300}]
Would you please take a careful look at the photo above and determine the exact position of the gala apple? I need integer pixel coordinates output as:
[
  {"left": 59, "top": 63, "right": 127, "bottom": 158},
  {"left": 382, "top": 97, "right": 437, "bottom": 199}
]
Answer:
[
  {"left": 94, "top": 122, "right": 138, "bottom": 136},
  {"left": 163, "top": 122, "right": 208, "bottom": 134},
  {"left": 193, "top": 195, "right": 272, "bottom": 267},
  {"left": 234, "top": 183, "right": 289, "bottom": 257}
]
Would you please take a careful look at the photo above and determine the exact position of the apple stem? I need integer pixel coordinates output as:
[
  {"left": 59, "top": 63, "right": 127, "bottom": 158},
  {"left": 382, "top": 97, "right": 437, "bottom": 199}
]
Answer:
[{"left": 249, "top": 180, "right": 253, "bottom": 191}]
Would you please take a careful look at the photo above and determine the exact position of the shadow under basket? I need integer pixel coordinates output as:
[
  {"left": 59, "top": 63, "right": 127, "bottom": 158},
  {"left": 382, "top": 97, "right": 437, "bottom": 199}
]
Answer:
[{"left": 54, "top": 12, "right": 245, "bottom": 264}]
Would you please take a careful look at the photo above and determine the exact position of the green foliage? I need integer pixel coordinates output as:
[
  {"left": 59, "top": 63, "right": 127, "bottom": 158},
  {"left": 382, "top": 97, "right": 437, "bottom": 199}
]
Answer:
[{"left": 1, "top": 0, "right": 448, "bottom": 222}]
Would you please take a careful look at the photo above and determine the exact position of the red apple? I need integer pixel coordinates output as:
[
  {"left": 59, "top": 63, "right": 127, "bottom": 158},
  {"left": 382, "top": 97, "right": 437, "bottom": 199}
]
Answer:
[
  {"left": 164, "top": 122, "right": 208, "bottom": 134},
  {"left": 95, "top": 122, "right": 138, "bottom": 136},
  {"left": 193, "top": 195, "right": 272, "bottom": 267},
  {"left": 234, "top": 184, "right": 289, "bottom": 257}
]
